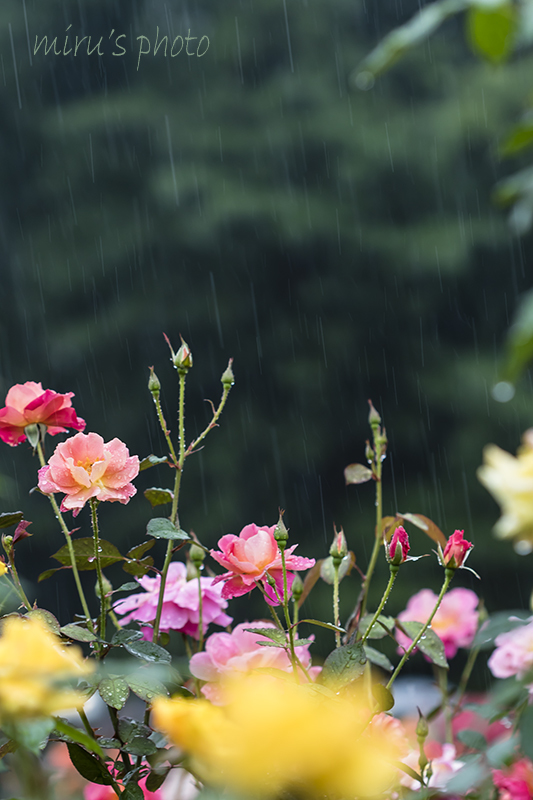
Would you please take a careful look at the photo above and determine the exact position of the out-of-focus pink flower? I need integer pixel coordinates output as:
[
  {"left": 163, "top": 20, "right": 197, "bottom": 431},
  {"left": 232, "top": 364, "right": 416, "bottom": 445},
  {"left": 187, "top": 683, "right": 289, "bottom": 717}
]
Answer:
[
  {"left": 493, "top": 759, "right": 533, "bottom": 800},
  {"left": 396, "top": 587, "right": 479, "bottom": 659},
  {"left": 189, "top": 621, "right": 319, "bottom": 704},
  {"left": 387, "top": 526, "right": 410, "bottom": 565},
  {"left": 401, "top": 742, "right": 464, "bottom": 791},
  {"left": 210, "top": 523, "right": 315, "bottom": 606},
  {"left": 113, "top": 561, "right": 232, "bottom": 640},
  {"left": 488, "top": 619, "right": 533, "bottom": 692},
  {"left": 442, "top": 529, "right": 473, "bottom": 569},
  {"left": 37, "top": 432, "right": 139, "bottom": 516},
  {"left": 0, "top": 382, "right": 85, "bottom": 446},
  {"left": 451, "top": 706, "right": 512, "bottom": 754},
  {"left": 84, "top": 775, "right": 164, "bottom": 800}
]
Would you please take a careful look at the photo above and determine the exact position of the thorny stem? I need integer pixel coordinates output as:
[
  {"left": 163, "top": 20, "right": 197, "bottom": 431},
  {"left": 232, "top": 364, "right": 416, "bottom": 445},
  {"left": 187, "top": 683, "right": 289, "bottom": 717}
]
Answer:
[
  {"left": 386, "top": 570, "right": 454, "bottom": 691},
  {"left": 186, "top": 380, "right": 232, "bottom": 456},
  {"left": 36, "top": 441, "right": 94, "bottom": 633},
  {"left": 359, "top": 565, "right": 398, "bottom": 645},
  {"left": 280, "top": 548, "right": 298, "bottom": 674},
  {"left": 333, "top": 561, "right": 341, "bottom": 648},
  {"left": 359, "top": 458, "right": 383, "bottom": 621},
  {"left": 151, "top": 389, "right": 178, "bottom": 466},
  {"left": 90, "top": 499, "right": 106, "bottom": 641}
]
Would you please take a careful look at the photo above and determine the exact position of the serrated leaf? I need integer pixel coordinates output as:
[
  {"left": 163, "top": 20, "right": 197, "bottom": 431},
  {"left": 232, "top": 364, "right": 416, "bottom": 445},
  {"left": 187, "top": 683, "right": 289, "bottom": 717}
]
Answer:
[
  {"left": 125, "top": 674, "right": 169, "bottom": 703},
  {"left": 51, "top": 538, "right": 124, "bottom": 570},
  {"left": 242, "top": 627, "right": 287, "bottom": 645},
  {"left": 320, "top": 552, "right": 355, "bottom": 585},
  {"left": 396, "top": 620, "right": 448, "bottom": 669},
  {"left": 466, "top": 3, "right": 516, "bottom": 64},
  {"left": 123, "top": 557, "right": 154, "bottom": 577},
  {"left": 118, "top": 719, "right": 158, "bottom": 756},
  {"left": 52, "top": 718, "right": 104, "bottom": 758},
  {"left": 344, "top": 463, "right": 373, "bottom": 484},
  {"left": 298, "top": 619, "right": 345, "bottom": 634},
  {"left": 113, "top": 582, "right": 141, "bottom": 594},
  {"left": 364, "top": 646, "right": 393, "bottom": 672},
  {"left": 358, "top": 614, "right": 395, "bottom": 640},
  {"left": 396, "top": 512, "right": 447, "bottom": 549},
  {"left": 473, "top": 611, "right": 531, "bottom": 650},
  {"left": 112, "top": 629, "right": 144, "bottom": 646},
  {"left": 144, "top": 488, "right": 174, "bottom": 507},
  {"left": 146, "top": 518, "right": 190, "bottom": 541},
  {"left": 123, "top": 639, "right": 172, "bottom": 664},
  {"left": 60, "top": 624, "right": 98, "bottom": 643},
  {"left": 0, "top": 512, "right": 24, "bottom": 529},
  {"left": 293, "top": 638, "right": 314, "bottom": 647},
  {"left": 122, "top": 784, "right": 144, "bottom": 800},
  {"left": 97, "top": 738, "right": 121, "bottom": 749},
  {"left": 38, "top": 567, "right": 67, "bottom": 582},
  {"left": 139, "top": 455, "right": 168, "bottom": 471},
  {"left": 67, "top": 743, "right": 114, "bottom": 785},
  {"left": 256, "top": 640, "right": 288, "bottom": 648},
  {"left": 319, "top": 642, "right": 366, "bottom": 691},
  {"left": 126, "top": 540, "right": 155, "bottom": 560},
  {"left": 372, "top": 683, "right": 394, "bottom": 710},
  {"left": 26, "top": 609, "right": 61, "bottom": 635},
  {"left": 99, "top": 676, "right": 130, "bottom": 710}
]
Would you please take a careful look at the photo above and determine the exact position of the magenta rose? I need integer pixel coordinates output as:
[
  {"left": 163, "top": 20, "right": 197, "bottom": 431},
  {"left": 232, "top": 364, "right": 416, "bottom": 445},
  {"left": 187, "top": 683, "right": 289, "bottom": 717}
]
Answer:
[{"left": 0, "top": 382, "right": 85, "bottom": 446}]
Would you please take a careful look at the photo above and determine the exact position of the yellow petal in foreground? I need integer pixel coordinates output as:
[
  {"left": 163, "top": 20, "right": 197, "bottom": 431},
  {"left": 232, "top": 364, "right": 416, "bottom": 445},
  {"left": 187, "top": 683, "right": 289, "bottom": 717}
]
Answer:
[{"left": 478, "top": 438, "right": 533, "bottom": 545}]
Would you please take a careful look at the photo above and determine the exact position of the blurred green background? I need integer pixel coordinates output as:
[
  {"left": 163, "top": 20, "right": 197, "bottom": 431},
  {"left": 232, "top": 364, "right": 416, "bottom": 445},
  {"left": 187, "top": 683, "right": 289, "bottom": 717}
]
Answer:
[{"left": 0, "top": 0, "right": 532, "bottom": 669}]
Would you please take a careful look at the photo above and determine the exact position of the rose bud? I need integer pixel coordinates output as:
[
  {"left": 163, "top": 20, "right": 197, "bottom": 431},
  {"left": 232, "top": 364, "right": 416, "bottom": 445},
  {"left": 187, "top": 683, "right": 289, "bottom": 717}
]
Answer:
[
  {"left": 442, "top": 529, "right": 473, "bottom": 569},
  {"left": 387, "top": 526, "right": 410, "bottom": 566}
]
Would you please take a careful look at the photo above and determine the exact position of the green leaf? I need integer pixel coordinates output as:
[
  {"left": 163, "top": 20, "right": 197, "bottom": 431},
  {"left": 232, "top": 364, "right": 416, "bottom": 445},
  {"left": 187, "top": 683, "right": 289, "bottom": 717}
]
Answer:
[
  {"left": 319, "top": 642, "right": 366, "bottom": 691},
  {"left": 99, "top": 676, "right": 130, "bottom": 710},
  {"left": 139, "top": 455, "right": 168, "bottom": 471},
  {"left": 487, "top": 733, "right": 520, "bottom": 767},
  {"left": 126, "top": 540, "right": 155, "bottom": 560},
  {"left": 446, "top": 757, "right": 489, "bottom": 794},
  {"left": 358, "top": 614, "right": 395, "bottom": 640},
  {"left": 52, "top": 718, "right": 104, "bottom": 758},
  {"left": 125, "top": 674, "right": 169, "bottom": 703},
  {"left": 113, "top": 581, "right": 141, "bottom": 594},
  {"left": 473, "top": 611, "right": 530, "bottom": 650},
  {"left": 60, "top": 624, "right": 98, "bottom": 643},
  {"left": 145, "top": 769, "right": 170, "bottom": 793},
  {"left": 466, "top": 3, "right": 516, "bottom": 64},
  {"left": 2, "top": 719, "right": 55, "bottom": 755},
  {"left": 123, "top": 557, "right": 154, "bottom": 577},
  {"left": 256, "top": 640, "right": 289, "bottom": 648},
  {"left": 118, "top": 719, "right": 158, "bottom": 756},
  {"left": 519, "top": 704, "right": 533, "bottom": 761},
  {"left": 0, "top": 740, "right": 18, "bottom": 759},
  {"left": 396, "top": 620, "right": 448, "bottom": 669},
  {"left": 319, "top": 553, "right": 355, "bottom": 585},
  {"left": 298, "top": 619, "right": 345, "bottom": 634},
  {"left": 26, "top": 609, "right": 61, "bottom": 635},
  {"left": 344, "top": 463, "right": 373, "bottom": 484},
  {"left": 500, "top": 115, "right": 533, "bottom": 157},
  {"left": 500, "top": 288, "right": 533, "bottom": 382},
  {"left": 146, "top": 518, "right": 190, "bottom": 541},
  {"left": 112, "top": 629, "right": 144, "bottom": 646},
  {"left": 364, "top": 645, "right": 394, "bottom": 672},
  {"left": 67, "top": 743, "right": 114, "bottom": 785},
  {"left": 242, "top": 627, "right": 287, "bottom": 645},
  {"left": 0, "top": 512, "right": 24, "bottom": 529},
  {"left": 293, "top": 638, "right": 314, "bottom": 647},
  {"left": 372, "top": 683, "right": 395, "bottom": 711},
  {"left": 122, "top": 784, "right": 144, "bottom": 800},
  {"left": 123, "top": 639, "right": 172, "bottom": 664},
  {"left": 96, "top": 738, "right": 121, "bottom": 749},
  {"left": 144, "top": 488, "right": 174, "bottom": 507},
  {"left": 51, "top": 538, "right": 124, "bottom": 570},
  {"left": 456, "top": 728, "right": 487, "bottom": 751},
  {"left": 396, "top": 512, "right": 447, "bottom": 548},
  {"left": 38, "top": 567, "right": 67, "bottom": 582}
]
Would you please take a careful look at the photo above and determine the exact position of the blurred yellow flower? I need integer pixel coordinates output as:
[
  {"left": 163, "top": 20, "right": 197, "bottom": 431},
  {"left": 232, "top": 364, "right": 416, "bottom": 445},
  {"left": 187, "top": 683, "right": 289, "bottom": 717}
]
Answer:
[
  {"left": 0, "top": 560, "right": 7, "bottom": 577},
  {"left": 0, "top": 616, "right": 92, "bottom": 720},
  {"left": 152, "top": 673, "right": 405, "bottom": 798},
  {"left": 478, "top": 432, "right": 533, "bottom": 547}
]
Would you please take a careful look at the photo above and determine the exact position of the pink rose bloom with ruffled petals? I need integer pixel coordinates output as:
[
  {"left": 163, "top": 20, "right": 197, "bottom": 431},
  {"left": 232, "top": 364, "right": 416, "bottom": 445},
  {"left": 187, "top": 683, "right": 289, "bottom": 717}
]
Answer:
[
  {"left": 190, "top": 621, "right": 318, "bottom": 704},
  {"left": 488, "top": 619, "right": 533, "bottom": 692},
  {"left": 38, "top": 432, "right": 139, "bottom": 516},
  {"left": 113, "top": 561, "right": 232, "bottom": 641},
  {"left": 396, "top": 587, "right": 479, "bottom": 659},
  {"left": 0, "top": 382, "right": 85, "bottom": 446},
  {"left": 493, "top": 758, "right": 533, "bottom": 800},
  {"left": 210, "top": 523, "right": 315, "bottom": 605}
]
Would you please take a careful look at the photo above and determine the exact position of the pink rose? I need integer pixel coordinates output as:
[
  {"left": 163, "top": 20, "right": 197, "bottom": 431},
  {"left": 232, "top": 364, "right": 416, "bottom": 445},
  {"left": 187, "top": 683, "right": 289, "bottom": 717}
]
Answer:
[
  {"left": 210, "top": 523, "right": 315, "bottom": 606},
  {"left": 493, "top": 759, "right": 533, "bottom": 800},
  {"left": 189, "top": 621, "right": 318, "bottom": 704},
  {"left": 396, "top": 587, "right": 479, "bottom": 659},
  {"left": 442, "top": 529, "right": 473, "bottom": 569},
  {"left": 387, "top": 526, "right": 410, "bottom": 565},
  {"left": 0, "top": 382, "right": 85, "bottom": 446},
  {"left": 113, "top": 561, "right": 232, "bottom": 640},
  {"left": 488, "top": 619, "right": 533, "bottom": 690},
  {"left": 37, "top": 432, "right": 139, "bottom": 515}
]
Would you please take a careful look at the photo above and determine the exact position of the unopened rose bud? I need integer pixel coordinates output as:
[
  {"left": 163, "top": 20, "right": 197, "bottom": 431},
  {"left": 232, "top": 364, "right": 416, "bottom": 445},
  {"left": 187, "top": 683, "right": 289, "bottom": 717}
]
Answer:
[
  {"left": 291, "top": 572, "right": 303, "bottom": 602},
  {"left": 368, "top": 400, "right": 381, "bottom": 428},
  {"left": 365, "top": 441, "right": 374, "bottom": 463},
  {"left": 186, "top": 559, "right": 200, "bottom": 580},
  {"left": 175, "top": 337, "right": 193, "bottom": 371},
  {"left": 189, "top": 543, "right": 205, "bottom": 570},
  {"left": 221, "top": 359, "right": 235, "bottom": 388},
  {"left": 274, "top": 510, "right": 289, "bottom": 548},
  {"left": 441, "top": 529, "right": 473, "bottom": 570},
  {"left": 24, "top": 423, "right": 41, "bottom": 449},
  {"left": 1, "top": 535, "right": 13, "bottom": 557},
  {"left": 387, "top": 526, "right": 410, "bottom": 566},
  {"left": 416, "top": 709, "right": 429, "bottom": 741},
  {"left": 329, "top": 526, "right": 348, "bottom": 564},
  {"left": 148, "top": 367, "right": 161, "bottom": 395},
  {"left": 95, "top": 575, "right": 113, "bottom": 599}
]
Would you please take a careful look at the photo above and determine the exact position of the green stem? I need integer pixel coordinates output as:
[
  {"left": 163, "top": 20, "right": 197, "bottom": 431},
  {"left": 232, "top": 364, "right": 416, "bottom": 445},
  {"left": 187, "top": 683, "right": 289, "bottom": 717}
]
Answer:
[
  {"left": 437, "top": 665, "right": 453, "bottom": 744},
  {"left": 152, "top": 390, "right": 178, "bottom": 465},
  {"left": 36, "top": 441, "right": 94, "bottom": 633},
  {"left": 333, "top": 561, "right": 341, "bottom": 648},
  {"left": 387, "top": 570, "right": 454, "bottom": 691},
  {"left": 280, "top": 548, "right": 298, "bottom": 674},
  {"left": 78, "top": 708, "right": 95, "bottom": 740},
  {"left": 186, "top": 383, "right": 232, "bottom": 456},
  {"left": 90, "top": 499, "right": 106, "bottom": 641},
  {"left": 360, "top": 463, "right": 383, "bottom": 620},
  {"left": 359, "top": 565, "right": 398, "bottom": 645},
  {"left": 452, "top": 644, "right": 480, "bottom": 714},
  {"left": 7, "top": 557, "right": 32, "bottom": 611}
]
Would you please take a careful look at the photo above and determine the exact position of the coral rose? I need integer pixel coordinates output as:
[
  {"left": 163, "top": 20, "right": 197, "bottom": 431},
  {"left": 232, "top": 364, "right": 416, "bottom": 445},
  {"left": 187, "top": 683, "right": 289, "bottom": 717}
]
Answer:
[
  {"left": 0, "top": 382, "right": 85, "bottom": 446},
  {"left": 396, "top": 587, "right": 479, "bottom": 659},
  {"left": 38, "top": 432, "right": 139, "bottom": 515},
  {"left": 210, "top": 523, "right": 315, "bottom": 605},
  {"left": 113, "top": 561, "right": 232, "bottom": 641}
]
